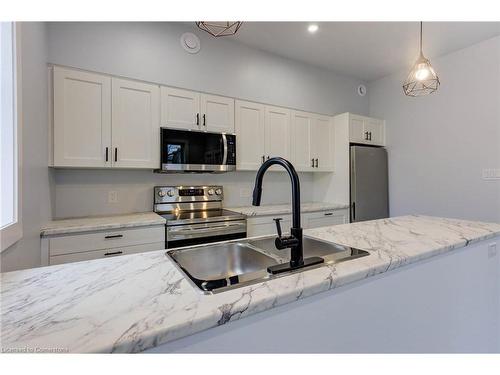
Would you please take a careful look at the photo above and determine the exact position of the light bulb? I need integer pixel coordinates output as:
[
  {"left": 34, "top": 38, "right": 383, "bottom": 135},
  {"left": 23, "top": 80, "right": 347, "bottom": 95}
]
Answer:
[
  {"left": 414, "top": 63, "right": 430, "bottom": 81},
  {"left": 308, "top": 24, "right": 319, "bottom": 33}
]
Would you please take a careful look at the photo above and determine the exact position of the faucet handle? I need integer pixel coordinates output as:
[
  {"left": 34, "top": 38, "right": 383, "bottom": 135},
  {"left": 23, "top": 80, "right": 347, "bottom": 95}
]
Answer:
[{"left": 273, "top": 217, "right": 283, "bottom": 237}]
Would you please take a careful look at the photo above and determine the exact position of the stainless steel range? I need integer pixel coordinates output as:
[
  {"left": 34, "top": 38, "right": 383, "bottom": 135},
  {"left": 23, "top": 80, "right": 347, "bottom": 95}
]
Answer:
[{"left": 154, "top": 186, "right": 247, "bottom": 249}]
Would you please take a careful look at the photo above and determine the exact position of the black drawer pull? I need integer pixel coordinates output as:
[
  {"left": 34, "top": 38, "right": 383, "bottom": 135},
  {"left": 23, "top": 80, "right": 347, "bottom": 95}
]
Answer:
[
  {"left": 104, "top": 251, "right": 123, "bottom": 256},
  {"left": 104, "top": 234, "right": 123, "bottom": 239},
  {"left": 324, "top": 212, "right": 333, "bottom": 216}
]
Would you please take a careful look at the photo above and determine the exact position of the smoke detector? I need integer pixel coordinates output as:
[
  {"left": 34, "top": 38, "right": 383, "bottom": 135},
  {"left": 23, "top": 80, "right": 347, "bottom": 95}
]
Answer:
[{"left": 180, "top": 32, "right": 201, "bottom": 54}]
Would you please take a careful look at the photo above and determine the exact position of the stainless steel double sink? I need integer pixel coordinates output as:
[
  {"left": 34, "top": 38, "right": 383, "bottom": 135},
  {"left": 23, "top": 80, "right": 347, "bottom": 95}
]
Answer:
[{"left": 167, "top": 236, "right": 369, "bottom": 294}]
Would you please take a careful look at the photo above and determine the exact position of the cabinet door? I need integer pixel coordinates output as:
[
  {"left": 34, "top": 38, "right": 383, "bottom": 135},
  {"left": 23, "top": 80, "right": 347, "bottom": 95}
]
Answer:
[
  {"left": 291, "top": 111, "right": 314, "bottom": 171},
  {"left": 349, "top": 114, "right": 365, "bottom": 143},
  {"left": 311, "top": 115, "right": 334, "bottom": 172},
  {"left": 235, "top": 100, "right": 265, "bottom": 170},
  {"left": 160, "top": 86, "right": 200, "bottom": 130},
  {"left": 53, "top": 67, "right": 111, "bottom": 167},
  {"left": 200, "top": 94, "right": 235, "bottom": 133},
  {"left": 364, "top": 118, "right": 385, "bottom": 146},
  {"left": 111, "top": 78, "right": 160, "bottom": 168},
  {"left": 264, "top": 105, "right": 291, "bottom": 160},
  {"left": 304, "top": 210, "right": 348, "bottom": 229}
]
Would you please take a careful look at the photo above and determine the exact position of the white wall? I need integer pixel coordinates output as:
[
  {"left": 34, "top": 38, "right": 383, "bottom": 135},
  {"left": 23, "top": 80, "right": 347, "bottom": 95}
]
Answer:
[
  {"left": 369, "top": 35, "right": 500, "bottom": 223},
  {"left": 1, "top": 23, "right": 54, "bottom": 272},
  {"left": 46, "top": 22, "right": 369, "bottom": 219}
]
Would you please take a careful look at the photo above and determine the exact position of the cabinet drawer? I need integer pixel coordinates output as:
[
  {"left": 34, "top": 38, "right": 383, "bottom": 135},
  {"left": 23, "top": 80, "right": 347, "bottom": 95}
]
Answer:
[
  {"left": 304, "top": 209, "right": 348, "bottom": 229},
  {"left": 246, "top": 215, "right": 292, "bottom": 237},
  {"left": 49, "top": 241, "right": 165, "bottom": 265},
  {"left": 49, "top": 226, "right": 165, "bottom": 256}
]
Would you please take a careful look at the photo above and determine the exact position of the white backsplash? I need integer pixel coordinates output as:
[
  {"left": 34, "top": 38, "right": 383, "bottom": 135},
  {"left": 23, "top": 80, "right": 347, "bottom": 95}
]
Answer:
[{"left": 54, "top": 169, "right": 315, "bottom": 219}]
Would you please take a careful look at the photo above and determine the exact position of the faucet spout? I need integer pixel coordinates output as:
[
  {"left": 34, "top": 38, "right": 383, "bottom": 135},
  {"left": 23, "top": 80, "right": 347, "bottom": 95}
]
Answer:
[{"left": 252, "top": 157, "right": 323, "bottom": 274}]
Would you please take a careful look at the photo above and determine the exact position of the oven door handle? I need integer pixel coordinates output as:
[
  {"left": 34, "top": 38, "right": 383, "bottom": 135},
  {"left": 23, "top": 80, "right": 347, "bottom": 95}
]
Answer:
[
  {"left": 222, "top": 133, "right": 228, "bottom": 165},
  {"left": 168, "top": 222, "right": 245, "bottom": 235}
]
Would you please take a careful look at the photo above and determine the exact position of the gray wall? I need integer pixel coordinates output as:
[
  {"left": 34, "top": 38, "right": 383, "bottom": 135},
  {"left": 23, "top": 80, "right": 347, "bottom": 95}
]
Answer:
[
  {"left": 46, "top": 22, "right": 369, "bottom": 219},
  {"left": 369, "top": 35, "right": 500, "bottom": 223},
  {"left": 1, "top": 23, "right": 54, "bottom": 272}
]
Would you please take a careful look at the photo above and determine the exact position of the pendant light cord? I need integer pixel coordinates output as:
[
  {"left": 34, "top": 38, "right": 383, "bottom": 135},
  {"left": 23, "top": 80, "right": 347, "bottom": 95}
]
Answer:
[{"left": 420, "top": 21, "right": 423, "bottom": 54}]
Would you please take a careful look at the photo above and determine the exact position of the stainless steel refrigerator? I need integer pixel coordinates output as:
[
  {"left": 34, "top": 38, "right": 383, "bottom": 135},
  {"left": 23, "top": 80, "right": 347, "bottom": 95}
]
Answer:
[{"left": 350, "top": 145, "right": 389, "bottom": 222}]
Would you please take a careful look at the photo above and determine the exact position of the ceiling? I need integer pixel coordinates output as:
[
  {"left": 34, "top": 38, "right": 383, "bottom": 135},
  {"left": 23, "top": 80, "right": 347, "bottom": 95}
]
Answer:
[{"left": 209, "top": 22, "right": 500, "bottom": 81}]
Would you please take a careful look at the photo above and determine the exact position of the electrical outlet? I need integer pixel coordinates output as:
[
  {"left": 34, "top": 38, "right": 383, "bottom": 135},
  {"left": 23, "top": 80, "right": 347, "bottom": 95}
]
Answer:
[
  {"left": 488, "top": 243, "right": 497, "bottom": 258},
  {"left": 240, "top": 187, "right": 252, "bottom": 198},
  {"left": 108, "top": 191, "right": 118, "bottom": 204},
  {"left": 482, "top": 168, "right": 500, "bottom": 180}
]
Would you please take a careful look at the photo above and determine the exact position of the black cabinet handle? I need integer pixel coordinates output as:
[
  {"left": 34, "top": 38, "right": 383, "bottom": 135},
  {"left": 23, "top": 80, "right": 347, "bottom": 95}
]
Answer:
[
  {"left": 267, "top": 155, "right": 270, "bottom": 160},
  {"left": 196, "top": 113, "right": 200, "bottom": 125},
  {"left": 311, "top": 158, "right": 315, "bottom": 167},
  {"left": 315, "top": 158, "right": 319, "bottom": 168},
  {"left": 104, "top": 251, "right": 123, "bottom": 256},
  {"left": 262, "top": 155, "right": 265, "bottom": 163},
  {"left": 324, "top": 212, "right": 333, "bottom": 216},
  {"left": 114, "top": 147, "right": 118, "bottom": 162},
  {"left": 105, "top": 147, "right": 109, "bottom": 162},
  {"left": 105, "top": 234, "right": 123, "bottom": 239},
  {"left": 203, "top": 114, "right": 206, "bottom": 126},
  {"left": 364, "top": 131, "right": 369, "bottom": 140},
  {"left": 369, "top": 132, "right": 372, "bottom": 141}
]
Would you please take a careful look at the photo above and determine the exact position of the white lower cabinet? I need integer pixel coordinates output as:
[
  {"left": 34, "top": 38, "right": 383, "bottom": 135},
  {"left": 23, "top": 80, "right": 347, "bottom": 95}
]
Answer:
[
  {"left": 42, "top": 226, "right": 165, "bottom": 266},
  {"left": 246, "top": 209, "right": 348, "bottom": 237}
]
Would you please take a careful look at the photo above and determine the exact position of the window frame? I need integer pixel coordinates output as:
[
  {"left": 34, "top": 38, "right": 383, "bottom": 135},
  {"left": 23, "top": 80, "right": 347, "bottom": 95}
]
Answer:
[{"left": 1, "top": 22, "right": 22, "bottom": 252}]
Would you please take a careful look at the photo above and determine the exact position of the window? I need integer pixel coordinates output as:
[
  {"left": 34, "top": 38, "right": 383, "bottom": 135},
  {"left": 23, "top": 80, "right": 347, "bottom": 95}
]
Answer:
[{"left": 1, "top": 22, "right": 22, "bottom": 251}]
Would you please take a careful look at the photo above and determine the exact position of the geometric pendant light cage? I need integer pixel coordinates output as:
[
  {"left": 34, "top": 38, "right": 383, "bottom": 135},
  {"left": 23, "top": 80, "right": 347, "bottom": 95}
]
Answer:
[
  {"left": 195, "top": 22, "right": 243, "bottom": 37},
  {"left": 403, "top": 22, "right": 440, "bottom": 97}
]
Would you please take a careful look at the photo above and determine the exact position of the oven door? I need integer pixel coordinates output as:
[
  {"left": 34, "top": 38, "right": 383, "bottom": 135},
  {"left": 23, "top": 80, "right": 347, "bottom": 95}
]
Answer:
[
  {"left": 166, "top": 220, "right": 247, "bottom": 249},
  {"left": 160, "top": 128, "right": 236, "bottom": 173}
]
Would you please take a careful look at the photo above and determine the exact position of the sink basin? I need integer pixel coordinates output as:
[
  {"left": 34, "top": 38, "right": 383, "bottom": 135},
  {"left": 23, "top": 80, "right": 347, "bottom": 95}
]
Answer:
[
  {"left": 168, "top": 242, "right": 278, "bottom": 292},
  {"left": 167, "top": 236, "right": 369, "bottom": 294},
  {"left": 248, "top": 236, "right": 368, "bottom": 262}
]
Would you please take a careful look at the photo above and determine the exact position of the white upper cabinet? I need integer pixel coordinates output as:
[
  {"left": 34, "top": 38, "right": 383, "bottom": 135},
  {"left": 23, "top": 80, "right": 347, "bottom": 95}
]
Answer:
[
  {"left": 161, "top": 88, "right": 234, "bottom": 133},
  {"left": 235, "top": 100, "right": 265, "bottom": 170},
  {"left": 111, "top": 78, "right": 160, "bottom": 169},
  {"left": 200, "top": 94, "right": 235, "bottom": 133},
  {"left": 160, "top": 87, "right": 200, "bottom": 131},
  {"left": 311, "top": 114, "right": 334, "bottom": 171},
  {"left": 291, "top": 111, "right": 334, "bottom": 172},
  {"left": 349, "top": 114, "right": 385, "bottom": 146},
  {"left": 53, "top": 67, "right": 111, "bottom": 167},
  {"left": 264, "top": 105, "right": 291, "bottom": 161},
  {"left": 291, "top": 111, "right": 314, "bottom": 171}
]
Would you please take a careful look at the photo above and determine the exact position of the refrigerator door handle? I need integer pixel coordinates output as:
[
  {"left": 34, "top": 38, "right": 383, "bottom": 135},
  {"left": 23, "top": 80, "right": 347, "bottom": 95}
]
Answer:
[{"left": 352, "top": 202, "right": 356, "bottom": 221}]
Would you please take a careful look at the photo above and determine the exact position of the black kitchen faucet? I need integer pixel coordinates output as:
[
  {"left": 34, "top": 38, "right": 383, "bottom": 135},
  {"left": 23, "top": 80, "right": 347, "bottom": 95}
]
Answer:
[{"left": 252, "top": 157, "right": 324, "bottom": 274}]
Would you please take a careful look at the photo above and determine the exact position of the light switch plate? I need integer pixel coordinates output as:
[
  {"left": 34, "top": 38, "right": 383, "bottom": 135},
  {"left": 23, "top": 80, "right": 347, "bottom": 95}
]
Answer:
[
  {"left": 488, "top": 243, "right": 497, "bottom": 258},
  {"left": 482, "top": 168, "right": 500, "bottom": 180}
]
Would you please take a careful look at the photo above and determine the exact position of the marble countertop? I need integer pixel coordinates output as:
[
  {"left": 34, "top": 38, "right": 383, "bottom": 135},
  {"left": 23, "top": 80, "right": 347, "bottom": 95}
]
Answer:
[
  {"left": 40, "top": 212, "right": 166, "bottom": 237},
  {"left": 226, "top": 202, "right": 349, "bottom": 217},
  {"left": 3, "top": 215, "right": 500, "bottom": 353}
]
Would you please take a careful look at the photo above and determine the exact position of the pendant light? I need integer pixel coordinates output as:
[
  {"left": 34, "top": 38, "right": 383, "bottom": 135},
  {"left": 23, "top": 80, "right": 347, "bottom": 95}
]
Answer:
[
  {"left": 195, "top": 22, "right": 243, "bottom": 37},
  {"left": 403, "top": 22, "right": 440, "bottom": 96}
]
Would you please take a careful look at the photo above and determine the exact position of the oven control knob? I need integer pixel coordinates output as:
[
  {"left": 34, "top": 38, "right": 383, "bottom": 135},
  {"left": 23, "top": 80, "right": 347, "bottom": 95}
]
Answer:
[
  {"left": 158, "top": 190, "right": 166, "bottom": 197},
  {"left": 166, "top": 189, "right": 175, "bottom": 197},
  {"left": 215, "top": 188, "right": 222, "bottom": 195},
  {"left": 207, "top": 188, "right": 215, "bottom": 196}
]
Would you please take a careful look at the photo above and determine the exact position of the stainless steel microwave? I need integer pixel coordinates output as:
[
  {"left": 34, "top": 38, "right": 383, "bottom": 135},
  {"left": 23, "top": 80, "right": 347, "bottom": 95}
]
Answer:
[{"left": 158, "top": 128, "right": 236, "bottom": 173}]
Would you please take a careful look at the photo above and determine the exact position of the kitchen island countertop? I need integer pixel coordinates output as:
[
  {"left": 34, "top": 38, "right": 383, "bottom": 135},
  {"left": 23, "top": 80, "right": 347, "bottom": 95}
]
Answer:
[{"left": 2, "top": 215, "right": 500, "bottom": 353}]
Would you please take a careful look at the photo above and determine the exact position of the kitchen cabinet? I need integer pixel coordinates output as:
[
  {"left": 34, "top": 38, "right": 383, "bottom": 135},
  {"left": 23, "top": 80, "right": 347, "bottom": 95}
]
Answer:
[
  {"left": 53, "top": 67, "right": 111, "bottom": 167},
  {"left": 291, "top": 111, "right": 334, "bottom": 172},
  {"left": 235, "top": 100, "right": 291, "bottom": 171},
  {"left": 41, "top": 225, "right": 165, "bottom": 266},
  {"left": 348, "top": 114, "right": 385, "bottom": 146},
  {"left": 52, "top": 67, "right": 160, "bottom": 169},
  {"left": 246, "top": 208, "right": 348, "bottom": 237},
  {"left": 235, "top": 100, "right": 266, "bottom": 170},
  {"left": 161, "top": 88, "right": 235, "bottom": 133},
  {"left": 112, "top": 78, "right": 160, "bottom": 168}
]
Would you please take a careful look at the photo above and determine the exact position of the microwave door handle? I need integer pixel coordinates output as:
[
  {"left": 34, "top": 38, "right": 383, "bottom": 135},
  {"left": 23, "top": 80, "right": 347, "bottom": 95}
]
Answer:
[{"left": 222, "top": 133, "right": 228, "bottom": 165}]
